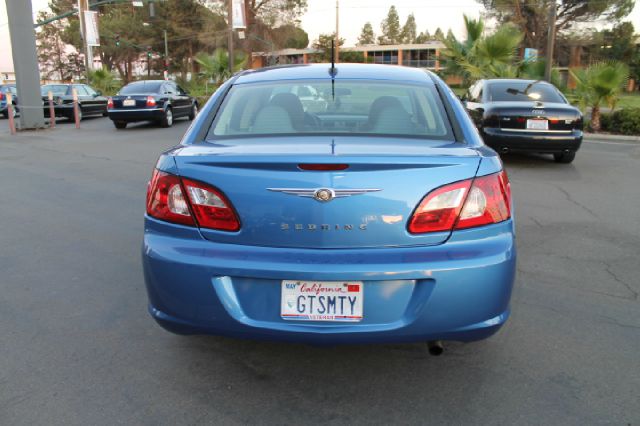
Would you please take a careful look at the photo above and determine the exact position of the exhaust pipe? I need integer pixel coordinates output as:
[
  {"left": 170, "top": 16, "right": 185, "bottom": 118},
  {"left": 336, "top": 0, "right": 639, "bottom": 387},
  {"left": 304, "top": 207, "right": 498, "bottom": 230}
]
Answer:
[
  {"left": 427, "top": 340, "right": 444, "bottom": 356},
  {"left": 501, "top": 147, "right": 510, "bottom": 154}
]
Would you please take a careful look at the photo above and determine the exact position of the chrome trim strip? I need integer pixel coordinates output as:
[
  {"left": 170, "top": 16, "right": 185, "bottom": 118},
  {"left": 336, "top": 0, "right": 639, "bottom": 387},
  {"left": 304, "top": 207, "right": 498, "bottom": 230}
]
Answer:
[
  {"left": 268, "top": 188, "right": 381, "bottom": 199},
  {"left": 499, "top": 128, "right": 574, "bottom": 134},
  {"left": 108, "top": 108, "right": 164, "bottom": 112}
]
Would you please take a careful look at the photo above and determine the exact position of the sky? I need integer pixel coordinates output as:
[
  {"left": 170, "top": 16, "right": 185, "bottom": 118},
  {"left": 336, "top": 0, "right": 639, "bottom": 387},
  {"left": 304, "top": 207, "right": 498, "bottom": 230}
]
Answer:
[{"left": 2, "top": 0, "right": 640, "bottom": 71}]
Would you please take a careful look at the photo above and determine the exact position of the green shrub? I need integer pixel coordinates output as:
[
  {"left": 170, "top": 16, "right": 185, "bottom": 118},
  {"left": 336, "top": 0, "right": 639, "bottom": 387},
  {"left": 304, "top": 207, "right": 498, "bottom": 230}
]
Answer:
[{"left": 600, "top": 108, "right": 640, "bottom": 135}]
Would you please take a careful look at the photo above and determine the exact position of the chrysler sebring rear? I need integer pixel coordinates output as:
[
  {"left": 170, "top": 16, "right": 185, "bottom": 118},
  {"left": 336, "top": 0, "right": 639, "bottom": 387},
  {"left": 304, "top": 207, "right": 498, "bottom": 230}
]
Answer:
[{"left": 142, "top": 64, "right": 516, "bottom": 349}]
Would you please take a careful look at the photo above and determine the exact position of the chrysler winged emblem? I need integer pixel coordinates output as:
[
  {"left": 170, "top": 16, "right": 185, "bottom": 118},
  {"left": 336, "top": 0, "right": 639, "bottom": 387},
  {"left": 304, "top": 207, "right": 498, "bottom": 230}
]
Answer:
[{"left": 267, "top": 187, "right": 381, "bottom": 202}]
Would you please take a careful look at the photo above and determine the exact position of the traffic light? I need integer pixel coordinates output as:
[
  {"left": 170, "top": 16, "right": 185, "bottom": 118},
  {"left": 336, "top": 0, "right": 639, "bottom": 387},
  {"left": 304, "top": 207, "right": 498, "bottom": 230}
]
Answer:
[
  {"left": 115, "top": 34, "right": 120, "bottom": 47},
  {"left": 147, "top": 46, "right": 152, "bottom": 58}
]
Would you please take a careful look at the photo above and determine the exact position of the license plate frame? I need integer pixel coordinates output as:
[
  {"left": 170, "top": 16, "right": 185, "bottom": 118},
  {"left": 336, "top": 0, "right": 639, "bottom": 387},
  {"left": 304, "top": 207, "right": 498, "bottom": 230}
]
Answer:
[
  {"left": 280, "top": 280, "right": 364, "bottom": 322},
  {"left": 123, "top": 99, "right": 136, "bottom": 107},
  {"left": 526, "top": 119, "right": 548, "bottom": 130}
]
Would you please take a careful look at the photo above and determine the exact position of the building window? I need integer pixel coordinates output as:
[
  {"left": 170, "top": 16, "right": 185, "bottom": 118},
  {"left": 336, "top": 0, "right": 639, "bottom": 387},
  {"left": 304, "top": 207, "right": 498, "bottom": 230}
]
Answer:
[
  {"left": 402, "top": 49, "right": 436, "bottom": 68},
  {"left": 370, "top": 50, "right": 399, "bottom": 65}
]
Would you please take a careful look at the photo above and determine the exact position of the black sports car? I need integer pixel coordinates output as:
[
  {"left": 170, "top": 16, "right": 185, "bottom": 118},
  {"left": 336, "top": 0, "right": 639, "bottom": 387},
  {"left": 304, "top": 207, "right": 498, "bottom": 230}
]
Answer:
[
  {"left": 463, "top": 79, "right": 583, "bottom": 163},
  {"left": 107, "top": 80, "right": 197, "bottom": 129},
  {"left": 40, "top": 84, "right": 109, "bottom": 121}
]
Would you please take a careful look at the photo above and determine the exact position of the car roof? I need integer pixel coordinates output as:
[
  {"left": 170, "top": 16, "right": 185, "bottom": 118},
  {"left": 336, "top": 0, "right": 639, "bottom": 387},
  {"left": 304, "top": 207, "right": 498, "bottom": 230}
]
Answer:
[
  {"left": 234, "top": 63, "right": 433, "bottom": 85},
  {"left": 126, "top": 80, "right": 166, "bottom": 85}
]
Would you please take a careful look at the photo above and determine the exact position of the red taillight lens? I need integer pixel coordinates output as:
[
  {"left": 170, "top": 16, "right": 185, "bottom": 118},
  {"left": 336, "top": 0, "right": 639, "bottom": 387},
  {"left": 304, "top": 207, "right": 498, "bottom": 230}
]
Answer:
[
  {"left": 408, "top": 170, "right": 511, "bottom": 234},
  {"left": 146, "top": 170, "right": 194, "bottom": 226},
  {"left": 146, "top": 170, "right": 240, "bottom": 231},
  {"left": 107, "top": 97, "right": 113, "bottom": 109},
  {"left": 182, "top": 178, "right": 240, "bottom": 231},
  {"left": 455, "top": 170, "right": 510, "bottom": 229},
  {"left": 0, "top": 92, "right": 4, "bottom": 101},
  {"left": 146, "top": 96, "right": 156, "bottom": 107}
]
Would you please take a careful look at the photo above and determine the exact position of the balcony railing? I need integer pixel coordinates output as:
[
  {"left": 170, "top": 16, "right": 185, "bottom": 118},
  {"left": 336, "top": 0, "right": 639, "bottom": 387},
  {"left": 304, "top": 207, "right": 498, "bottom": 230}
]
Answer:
[{"left": 402, "top": 59, "right": 437, "bottom": 68}]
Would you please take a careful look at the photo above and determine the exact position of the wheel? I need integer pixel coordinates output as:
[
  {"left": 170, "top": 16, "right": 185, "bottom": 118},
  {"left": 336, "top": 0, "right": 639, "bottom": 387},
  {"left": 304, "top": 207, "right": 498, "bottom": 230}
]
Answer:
[
  {"left": 2, "top": 111, "right": 7, "bottom": 119},
  {"left": 114, "top": 121, "right": 127, "bottom": 129},
  {"left": 160, "top": 107, "right": 173, "bottom": 128},
  {"left": 102, "top": 107, "right": 108, "bottom": 117},
  {"left": 553, "top": 151, "right": 576, "bottom": 164},
  {"left": 70, "top": 107, "right": 83, "bottom": 121},
  {"left": 188, "top": 103, "right": 198, "bottom": 120}
]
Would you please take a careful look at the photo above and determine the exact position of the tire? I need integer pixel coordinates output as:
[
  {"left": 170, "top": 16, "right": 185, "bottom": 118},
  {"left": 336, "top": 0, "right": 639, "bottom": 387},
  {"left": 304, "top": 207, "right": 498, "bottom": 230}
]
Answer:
[
  {"left": 160, "top": 107, "right": 173, "bottom": 128},
  {"left": 553, "top": 151, "right": 576, "bottom": 164},
  {"left": 188, "top": 103, "right": 198, "bottom": 120},
  {"left": 102, "top": 107, "right": 109, "bottom": 117},
  {"left": 2, "top": 111, "right": 7, "bottom": 119},
  {"left": 70, "top": 107, "right": 83, "bottom": 122},
  {"left": 114, "top": 121, "right": 127, "bottom": 129}
]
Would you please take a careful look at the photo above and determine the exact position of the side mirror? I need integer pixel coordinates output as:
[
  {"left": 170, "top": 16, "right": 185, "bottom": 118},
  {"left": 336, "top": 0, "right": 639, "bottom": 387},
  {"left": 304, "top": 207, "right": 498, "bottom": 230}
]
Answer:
[{"left": 95, "top": 90, "right": 102, "bottom": 96}]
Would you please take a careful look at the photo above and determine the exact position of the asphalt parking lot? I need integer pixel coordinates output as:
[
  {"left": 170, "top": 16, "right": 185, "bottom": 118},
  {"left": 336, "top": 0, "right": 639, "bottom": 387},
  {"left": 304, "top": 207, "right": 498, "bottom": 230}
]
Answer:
[{"left": 1, "top": 116, "right": 639, "bottom": 425}]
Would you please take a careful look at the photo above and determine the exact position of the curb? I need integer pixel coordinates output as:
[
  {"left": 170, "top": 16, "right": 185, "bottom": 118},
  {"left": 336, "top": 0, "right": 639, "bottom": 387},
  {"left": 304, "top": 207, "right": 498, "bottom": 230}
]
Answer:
[{"left": 583, "top": 132, "right": 640, "bottom": 143}]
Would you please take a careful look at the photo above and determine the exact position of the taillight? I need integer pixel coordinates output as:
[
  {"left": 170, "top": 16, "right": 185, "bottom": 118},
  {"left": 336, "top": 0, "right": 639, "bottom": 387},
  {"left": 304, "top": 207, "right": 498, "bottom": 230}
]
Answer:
[
  {"left": 0, "top": 92, "right": 4, "bottom": 101},
  {"left": 146, "top": 96, "right": 156, "bottom": 107},
  {"left": 182, "top": 178, "right": 240, "bottom": 231},
  {"left": 107, "top": 97, "right": 113, "bottom": 109},
  {"left": 146, "top": 170, "right": 240, "bottom": 231},
  {"left": 146, "top": 170, "right": 194, "bottom": 226},
  {"left": 299, "top": 163, "right": 349, "bottom": 171},
  {"left": 408, "top": 170, "right": 511, "bottom": 234}
]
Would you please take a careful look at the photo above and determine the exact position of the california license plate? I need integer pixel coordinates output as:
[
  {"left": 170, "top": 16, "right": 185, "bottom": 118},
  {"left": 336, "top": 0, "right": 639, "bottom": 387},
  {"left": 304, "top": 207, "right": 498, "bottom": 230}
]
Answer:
[
  {"left": 123, "top": 99, "right": 136, "bottom": 107},
  {"left": 281, "top": 280, "right": 363, "bottom": 322},
  {"left": 526, "top": 119, "right": 548, "bottom": 130}
]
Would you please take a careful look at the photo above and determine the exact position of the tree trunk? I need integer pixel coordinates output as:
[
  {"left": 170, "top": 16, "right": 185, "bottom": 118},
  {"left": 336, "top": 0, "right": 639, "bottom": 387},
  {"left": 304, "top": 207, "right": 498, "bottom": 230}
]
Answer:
[{"left": 591, "top": 105, "right": 601, "bottom": 132}]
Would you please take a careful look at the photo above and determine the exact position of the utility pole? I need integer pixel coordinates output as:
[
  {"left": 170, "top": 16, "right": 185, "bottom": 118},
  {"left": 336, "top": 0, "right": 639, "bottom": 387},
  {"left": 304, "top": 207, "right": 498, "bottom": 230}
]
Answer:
[
  {"left": 78, "top": 0, "right": 93, "bottom": 78},
  {"left": 335, "top": 0, "right": 339, "bottom": 63},
  {"left": 163, "top": 29, "right": 169, "bottom": 79},
  {"left": 228, "top": 0, "right": 234, "bottom": 73},
  {"left": 544, "top": 0, "right": 556, "bottom": 82},
  {"left": 5, "top": 0, "right": 46, "bottom": 129}
]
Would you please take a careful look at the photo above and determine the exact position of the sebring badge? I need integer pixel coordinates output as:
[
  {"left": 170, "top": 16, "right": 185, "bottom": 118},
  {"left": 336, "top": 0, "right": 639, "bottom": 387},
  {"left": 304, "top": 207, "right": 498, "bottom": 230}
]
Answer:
[{"left": 267, "top": 187, "right": 381, "bottom": 202}]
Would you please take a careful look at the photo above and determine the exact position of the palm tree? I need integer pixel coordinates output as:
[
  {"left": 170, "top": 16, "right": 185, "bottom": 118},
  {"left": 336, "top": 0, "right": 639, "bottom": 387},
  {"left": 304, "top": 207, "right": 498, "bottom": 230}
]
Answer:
[
  {"left": 194, "top": 49, "right": 246, "bottom": 87},
  {"left": 570, "top": 62, "right": 629, "bottom": 132},
  {"left": 88, "top": 67, "right": 119, "bottom": 95},
  {"left": 440, "top": 16, "right": 522, "bottom": 84}
]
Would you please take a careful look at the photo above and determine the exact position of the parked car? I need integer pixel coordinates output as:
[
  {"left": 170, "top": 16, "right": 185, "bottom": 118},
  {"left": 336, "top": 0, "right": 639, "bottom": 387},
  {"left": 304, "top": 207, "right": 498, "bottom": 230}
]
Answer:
[
  {"left": 463, "top": 79, "right": 583, "bottom": 163},
  {"left": 142, "top": 64, "right": 516, "bottom": 352},
  {"left": 0, "top": 84, "right": 18, "bottom": 118},
  {"left": 107, "top": 80, "right": 197, "bottom": 129},
  {"left": 40, "top": 83, "right": 109, "bottom": 121}
]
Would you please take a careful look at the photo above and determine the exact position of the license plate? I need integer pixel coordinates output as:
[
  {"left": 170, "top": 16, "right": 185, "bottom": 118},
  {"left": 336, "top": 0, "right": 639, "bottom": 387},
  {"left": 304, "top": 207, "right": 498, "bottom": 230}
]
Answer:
[
  {"left": 526, "top": 119, "right": 548, "bottom": 130},
  {"left": 281, "top": 280, "right": 363, "bottom": 322},
  {"left": 123, "top": 99, "right": 136, "bottom": 107}
]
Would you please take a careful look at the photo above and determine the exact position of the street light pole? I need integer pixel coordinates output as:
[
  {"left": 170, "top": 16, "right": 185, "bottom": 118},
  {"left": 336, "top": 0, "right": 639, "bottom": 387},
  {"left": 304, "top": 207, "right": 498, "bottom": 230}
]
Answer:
[{"left": 78, "top": 0, "right": 93, "bottom": 78}]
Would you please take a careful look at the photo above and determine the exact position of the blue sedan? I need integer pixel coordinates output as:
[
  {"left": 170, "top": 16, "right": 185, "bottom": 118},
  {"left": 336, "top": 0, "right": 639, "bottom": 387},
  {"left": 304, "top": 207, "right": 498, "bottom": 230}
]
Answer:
[{"left": 142, "top": 64, "right": 516, "bottom": 353}]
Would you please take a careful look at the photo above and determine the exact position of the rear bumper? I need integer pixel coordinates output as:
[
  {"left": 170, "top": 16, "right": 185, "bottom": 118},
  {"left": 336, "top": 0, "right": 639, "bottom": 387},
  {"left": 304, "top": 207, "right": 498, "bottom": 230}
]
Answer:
[
  {"left": 142, "top": 217, "right": 517, "bottom": 344},
  {"left": 108, "top": 107, "right": 164, "bottom": 122},
  {"left": 481, "top": 127, "right": 583, "bottom": 153}
]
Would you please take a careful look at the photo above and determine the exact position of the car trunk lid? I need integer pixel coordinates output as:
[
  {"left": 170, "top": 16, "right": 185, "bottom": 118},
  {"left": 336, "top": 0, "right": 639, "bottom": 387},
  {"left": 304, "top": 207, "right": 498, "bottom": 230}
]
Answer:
[
  {"left": 488, "top": 101, "right": 581, "bottom": 132},
  {"left": 172, "top": 137, "right": 481, "bottom": 248}
]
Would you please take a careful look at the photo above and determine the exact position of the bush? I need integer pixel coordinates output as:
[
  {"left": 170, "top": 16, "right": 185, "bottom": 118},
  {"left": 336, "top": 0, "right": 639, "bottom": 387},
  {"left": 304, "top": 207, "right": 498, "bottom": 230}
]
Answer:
[{"left": 600, "top": 108, "right": 640, "bottom": 135}]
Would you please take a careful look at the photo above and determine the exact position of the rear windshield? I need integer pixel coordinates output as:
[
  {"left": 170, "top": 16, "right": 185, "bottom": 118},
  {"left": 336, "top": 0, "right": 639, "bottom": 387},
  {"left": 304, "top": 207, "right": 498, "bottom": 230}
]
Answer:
[
  {"left": 207, "top": 79, "right": 454, "bottom": 140},
  {"left": 487, "top": 81, "right": 565, "bottom": 103},
  {"left": 119, "top": 82, "right": 162, "bottom": 95},
  {"left": 41, "top": 85, "right": 68, "bottom": 96}
]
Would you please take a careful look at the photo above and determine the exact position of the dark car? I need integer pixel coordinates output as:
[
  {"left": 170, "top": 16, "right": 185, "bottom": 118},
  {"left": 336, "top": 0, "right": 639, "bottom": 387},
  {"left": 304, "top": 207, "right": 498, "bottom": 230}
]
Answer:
[
  {"left": 107, "top": 80, "right": 197, "bottom": 129},
  {"left": 0, "top": 84, "right": 18, "bottom": 118},
  {"left": 463, "top": 79, "right": 583, "bottom": 163},
  {"left": 41, "top": 83, "right": 109, "bottom": 121}
]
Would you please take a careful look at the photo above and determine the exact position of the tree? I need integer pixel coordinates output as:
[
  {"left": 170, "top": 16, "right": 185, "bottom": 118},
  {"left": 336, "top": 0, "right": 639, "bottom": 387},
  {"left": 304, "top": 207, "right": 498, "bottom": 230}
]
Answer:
[
  {"left": 434, "top": 27, "right": 445, "bottom": 40},
  {"left": 476, "top": 0, "right": 634, "bottom": 53},
  {"left": 378, "top": 6, "right": 401, "bottom": 45},
  {"left": 312, "top": 33, "right": 345, "bottom": 62},
  {"left": 88, "top": 67, "right": 119, "bottom": 95},
  {"left": 271, "top": 25, "right": 309, "bottom": 49},
  {"left": 241, "top": 0, "right": 308, "bottom": 56},
  {"left": 440, "top": 15, "right": 523, "bottom": 84},
  {"left": 415, "top": 30, "right": 431, "bottom": 44},
  {"left": 587, "top": 22, "right": 636, "bottom": 64},
  {"left": 570, "top": 61, "right": 629, "bottom": 132},
  {"left": 358, "top": 22, "right": 376, "bottom": 45},
  {"left": 194, "top": 49, "right": 246, "bottom": 85},
  {"left": 400, "top": 14, "right": 417, "bottom": 44},
  {"left": 36, "top": 10, "right": 84, "bottom": 82}
]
